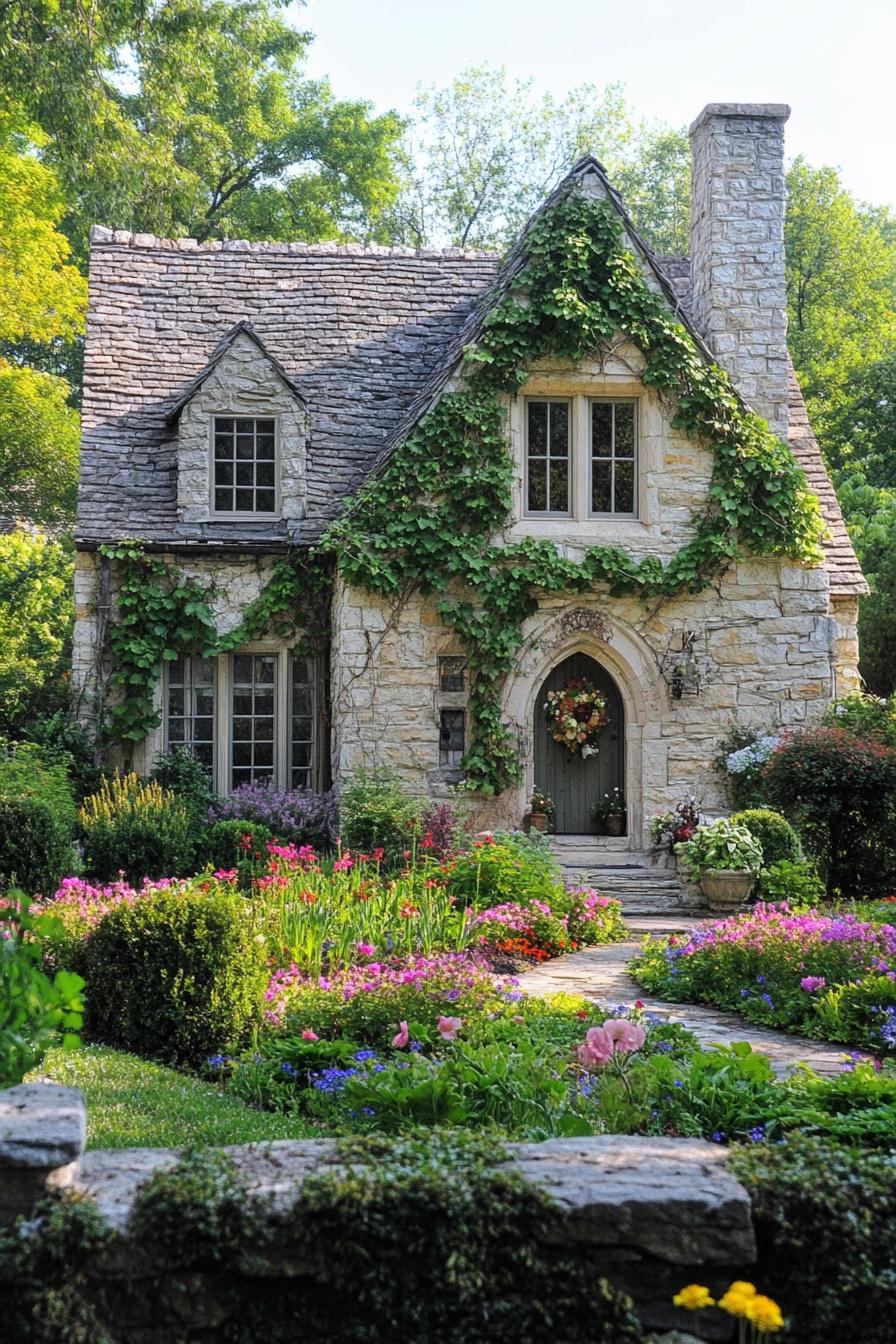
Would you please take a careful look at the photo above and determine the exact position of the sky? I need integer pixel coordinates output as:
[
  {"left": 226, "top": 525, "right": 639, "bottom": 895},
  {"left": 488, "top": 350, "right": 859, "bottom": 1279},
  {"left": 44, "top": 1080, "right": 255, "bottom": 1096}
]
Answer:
[{"left": 291, "top": 0, "right": 896, "bottom": 208}]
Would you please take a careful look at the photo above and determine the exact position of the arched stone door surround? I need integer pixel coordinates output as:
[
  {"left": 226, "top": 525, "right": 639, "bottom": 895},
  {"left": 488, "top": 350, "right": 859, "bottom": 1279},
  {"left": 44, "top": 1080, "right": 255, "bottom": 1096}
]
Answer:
[{"left": 504, "top": 608, "right": 667, "bottom": 850}]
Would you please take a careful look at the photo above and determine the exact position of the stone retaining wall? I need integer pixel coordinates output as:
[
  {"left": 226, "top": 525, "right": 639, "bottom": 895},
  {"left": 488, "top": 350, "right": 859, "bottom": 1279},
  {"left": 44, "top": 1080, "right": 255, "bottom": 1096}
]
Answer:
[{"left": 1, "top": 1082, "right": 757, "bottom": 1340}]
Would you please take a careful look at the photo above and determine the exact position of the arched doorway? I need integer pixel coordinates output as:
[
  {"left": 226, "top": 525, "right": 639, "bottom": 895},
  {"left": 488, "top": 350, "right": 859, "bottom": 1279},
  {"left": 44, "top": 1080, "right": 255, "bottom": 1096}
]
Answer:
[{"left": 533, "top": 652, "right": 625, "bottom": 835}]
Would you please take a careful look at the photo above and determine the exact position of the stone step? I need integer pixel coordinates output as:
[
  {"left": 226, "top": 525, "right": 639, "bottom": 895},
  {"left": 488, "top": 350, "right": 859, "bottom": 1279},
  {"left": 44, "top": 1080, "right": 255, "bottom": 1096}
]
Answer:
[{"left": 546, "top": 834, "right": 694, "bottom": 915}]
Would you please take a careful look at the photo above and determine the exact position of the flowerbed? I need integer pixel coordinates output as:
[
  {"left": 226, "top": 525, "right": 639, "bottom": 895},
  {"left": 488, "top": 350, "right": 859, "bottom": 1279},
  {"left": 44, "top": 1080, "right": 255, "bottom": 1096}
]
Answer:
[{"left": 631, "top": 902, "right": 896, "bottom": 1053}]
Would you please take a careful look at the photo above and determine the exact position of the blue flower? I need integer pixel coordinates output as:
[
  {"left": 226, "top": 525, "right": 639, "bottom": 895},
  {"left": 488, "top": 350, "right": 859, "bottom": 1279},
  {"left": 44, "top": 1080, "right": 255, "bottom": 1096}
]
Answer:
[
  {"left": 280, "top": 1061, "right": 297, "bottom": 1076},
  {"left": 760, "top": 992, "right": 775, "bottom": 1011},
  {"left": 410, "top": 1041, "right": 423, "bottom": 1053},
  {"left": 740, "top": 988, "right": 750, "bottom": 999},
  {"left": 672, "top": 1079, "right": 684, "bottom": 1088},
  {"left": 711, "top": 1131, "right": 725, "bottom": 1143},
  {"left": 654, "top": 1041, "right": 673, "bottom": 1054},
  {"left": 310, "top": 1065, "right": 358, "bottom": 1093},
  {"left": 748, "top": 1125, "right": 766, "bottom": 1143},
  {"left": 207, "top": 1054, "right": 226, "bottom": 1069},
  {"left": 756, "top": 975, "right": 767, "bottom": 985},
  {"left": 354, "top": 1049, "right": 377, "bottom": 1061}
]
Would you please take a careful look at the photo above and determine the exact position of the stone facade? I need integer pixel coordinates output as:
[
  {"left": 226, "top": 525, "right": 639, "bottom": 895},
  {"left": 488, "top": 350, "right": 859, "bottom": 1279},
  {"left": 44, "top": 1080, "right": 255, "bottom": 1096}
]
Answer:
[
  {"left": 689, "top": 104, "right": 790, "bottom": 439},
  {"left": 176, "top": 328, "right": 308, "bottom": 523},
  {"left": 71, "top": 102, "right": 867, "bottom": 822}
]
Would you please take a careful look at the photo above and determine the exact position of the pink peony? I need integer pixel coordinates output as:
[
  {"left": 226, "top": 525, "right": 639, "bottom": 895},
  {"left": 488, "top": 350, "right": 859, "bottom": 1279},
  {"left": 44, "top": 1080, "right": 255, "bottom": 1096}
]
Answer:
[
  {"left": 301, "top": 1029, "right": 319, "bottom": 1041},
  {"left": 602, "top": 1018, "right": 647, "bottom": 1054},
  {"left": 575, "top": 1026, "right": 615, "bottom": 1070},
  {"left": 436, "top": 1015, "right": 463, "bottom": 1041},
  {"left": 392, "top": 1020, "right": 410, "bottom": 1049}
]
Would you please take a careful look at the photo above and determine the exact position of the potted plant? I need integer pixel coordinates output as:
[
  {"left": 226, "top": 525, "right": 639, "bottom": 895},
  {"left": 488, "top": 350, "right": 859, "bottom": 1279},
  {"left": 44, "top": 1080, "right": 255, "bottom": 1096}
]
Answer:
[
  {"left": 528, "top": 788, "right": 555, "bottom": 834},
  {"left": 592, "top": 787, "right": 626, "bottom": 837},
  {"left": 648, "top": 796, "right": 702, "bottom": 855},
  {"left": 676, "top": 818, "right": 763, "bottom": 911}
]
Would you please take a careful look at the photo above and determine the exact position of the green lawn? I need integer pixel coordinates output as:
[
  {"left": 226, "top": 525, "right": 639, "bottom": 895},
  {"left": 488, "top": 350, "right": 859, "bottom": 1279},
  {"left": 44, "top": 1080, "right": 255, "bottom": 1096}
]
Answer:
[{"left": 32, "top": 1046, "right": 321, "bottom": 1149}]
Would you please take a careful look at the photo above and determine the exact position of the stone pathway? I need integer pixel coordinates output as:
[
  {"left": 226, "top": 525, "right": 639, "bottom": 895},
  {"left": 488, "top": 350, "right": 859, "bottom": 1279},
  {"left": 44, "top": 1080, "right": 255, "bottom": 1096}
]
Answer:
[{"left": 517, "top": 914, "right": 848, "bottom": 1077}]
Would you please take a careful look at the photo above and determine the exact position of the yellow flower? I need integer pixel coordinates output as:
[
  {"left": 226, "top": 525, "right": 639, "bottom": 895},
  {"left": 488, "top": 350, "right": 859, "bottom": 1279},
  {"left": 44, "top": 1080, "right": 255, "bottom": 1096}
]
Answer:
[
  {"left": 718, "top": 1282, "right": 757, "bottom": 1318},
  {"left": 746, "top": 1295, "right": 784, "bottom": 1333},
  {"left": 673, "top": 1284, "right": 715, "bottom": 1311}
]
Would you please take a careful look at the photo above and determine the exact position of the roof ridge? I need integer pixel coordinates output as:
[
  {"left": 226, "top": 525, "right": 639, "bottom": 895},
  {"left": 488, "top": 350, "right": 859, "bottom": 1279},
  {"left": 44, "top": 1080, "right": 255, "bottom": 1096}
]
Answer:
[{"left": 87, "top": 224, "right": 498, "bottom": 261}]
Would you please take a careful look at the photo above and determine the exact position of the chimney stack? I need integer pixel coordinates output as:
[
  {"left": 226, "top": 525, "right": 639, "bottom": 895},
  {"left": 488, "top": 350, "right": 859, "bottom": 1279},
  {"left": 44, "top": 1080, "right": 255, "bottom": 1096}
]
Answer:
[{"left": 688, "top": 103, "right": 791, "bottom": 439}]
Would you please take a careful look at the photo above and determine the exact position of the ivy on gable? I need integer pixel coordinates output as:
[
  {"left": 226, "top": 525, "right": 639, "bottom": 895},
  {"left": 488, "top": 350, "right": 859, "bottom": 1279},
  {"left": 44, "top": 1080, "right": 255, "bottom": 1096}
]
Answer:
[{"left": 101, "top": 188, "right": 823, "bottom": 795}]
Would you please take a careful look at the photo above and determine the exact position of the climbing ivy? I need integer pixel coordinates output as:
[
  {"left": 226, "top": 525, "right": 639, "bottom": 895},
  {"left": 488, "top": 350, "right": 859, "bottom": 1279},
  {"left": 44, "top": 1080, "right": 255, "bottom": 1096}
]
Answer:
[
  {"left": 101, "top": 188, "right": 824, "bottom": 794},
  {"left": 325, "top": 190, "right": 824, "bottom": 793},
  {"left": 100, "top": 542, "right": 329, "bottom": 748}
]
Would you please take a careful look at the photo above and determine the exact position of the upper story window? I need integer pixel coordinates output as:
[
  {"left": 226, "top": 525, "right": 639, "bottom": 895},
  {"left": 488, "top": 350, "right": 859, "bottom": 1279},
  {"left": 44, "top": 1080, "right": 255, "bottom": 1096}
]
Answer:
[
  {"left": 524, "top": 396, "right": 638, "bottom": 519},
  {"left": 212, "top": 416, "right": 277, "bottom": 514},
  {"left": 591, "top": 401, "right": 636, "bottom": 516}
]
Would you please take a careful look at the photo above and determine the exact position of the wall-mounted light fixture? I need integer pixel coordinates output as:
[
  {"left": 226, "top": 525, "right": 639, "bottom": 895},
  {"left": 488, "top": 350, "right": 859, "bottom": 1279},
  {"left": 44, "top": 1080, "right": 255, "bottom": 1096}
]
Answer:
[{"left": 661, "top": 631, "right": 701, "bottom": 700}]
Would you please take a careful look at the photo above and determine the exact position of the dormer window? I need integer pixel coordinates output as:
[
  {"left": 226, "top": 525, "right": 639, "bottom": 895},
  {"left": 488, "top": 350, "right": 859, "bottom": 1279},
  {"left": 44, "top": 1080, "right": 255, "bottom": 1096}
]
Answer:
[
  {"left": 212, "top": 416, "right": 278, "bottom": 514},
  {"left": 523, "top": 396, "right": 638, "bottom": 520}
]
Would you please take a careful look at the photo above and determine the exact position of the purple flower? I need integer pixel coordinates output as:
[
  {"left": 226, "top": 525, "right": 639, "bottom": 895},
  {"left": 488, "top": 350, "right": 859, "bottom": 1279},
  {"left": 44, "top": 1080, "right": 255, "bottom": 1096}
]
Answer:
[
  {"left": 210, "top": 781, "right": 337, "bottom": 847},
  {"left": 800, "top": 976, "right": 826, "bottom": 993}
]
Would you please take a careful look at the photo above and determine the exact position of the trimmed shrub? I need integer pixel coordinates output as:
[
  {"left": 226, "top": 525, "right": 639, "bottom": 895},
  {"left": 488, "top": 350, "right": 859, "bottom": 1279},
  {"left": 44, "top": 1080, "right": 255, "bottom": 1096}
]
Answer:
[
  {"left": 729, "top": 808, "right": 802, "bottom": 867},
  {"left": 211, "top": 781, "right": 337, "bottom": 850},
  {"left": 732, "top": 1135, "right": 896, "bottom": 1344},
  {"left": 79, "top": 774, "right": 195, "bottom": 883},
  {"left": 763, "top": 726, "right": 896, "bottom": 897},
  {"left": 78, "top": 886, "right": 267, "bottom": 1066},
  {"left": 338, "top": 767, "right": 419, "bottom": 860},
  {"left": 0, "top": 797, "right": 74, "bottom": 896}
]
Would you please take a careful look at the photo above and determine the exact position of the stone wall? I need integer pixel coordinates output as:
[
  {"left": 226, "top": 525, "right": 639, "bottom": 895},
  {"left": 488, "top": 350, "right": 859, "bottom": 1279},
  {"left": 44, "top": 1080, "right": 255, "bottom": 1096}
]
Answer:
[
  {"left": 1, "top": 1081, "right": 757, "bottom": 1341},
  {"left": 689, "top": 104, "right": 791, "bottom": 440}
]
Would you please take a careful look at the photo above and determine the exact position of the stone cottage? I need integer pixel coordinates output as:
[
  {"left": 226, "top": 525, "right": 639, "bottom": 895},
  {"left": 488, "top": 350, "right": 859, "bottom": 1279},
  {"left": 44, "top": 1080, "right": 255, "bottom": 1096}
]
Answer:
[{"left": 73, "top": 103, "right": 866, "bottom": 846}]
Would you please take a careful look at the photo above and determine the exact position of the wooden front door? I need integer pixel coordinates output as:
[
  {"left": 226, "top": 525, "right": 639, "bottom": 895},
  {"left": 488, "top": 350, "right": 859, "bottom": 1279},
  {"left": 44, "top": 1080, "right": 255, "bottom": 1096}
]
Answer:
[{"left": 533, "top": 653, "right": 625, "bottom": 835}]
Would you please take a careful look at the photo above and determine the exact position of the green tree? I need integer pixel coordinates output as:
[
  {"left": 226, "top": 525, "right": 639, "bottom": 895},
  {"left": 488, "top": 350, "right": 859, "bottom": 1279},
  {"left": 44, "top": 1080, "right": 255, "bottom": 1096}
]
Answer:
[
  {"left": 0, "top": 116, "right": 85, "bottom": 523},
  {"left": 390, "top": 66, "right": 690, "bottom": 253},
  {"left": 0, "top": 529, "right": 74, "bottom": 736},
  {"left": 0, "top": 0, "right": 404, "bottom": 256},
  {"left": 785, "top": 158, "right": 896, "bottom": 451}
]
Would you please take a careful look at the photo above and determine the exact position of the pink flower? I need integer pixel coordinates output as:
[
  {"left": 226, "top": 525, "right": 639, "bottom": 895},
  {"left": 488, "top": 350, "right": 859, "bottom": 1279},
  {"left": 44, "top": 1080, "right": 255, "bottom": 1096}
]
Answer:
[
  {"left": 575, "top": 1026, "right": 615, "bottom": 1070},
  {"left": 800, "top": 976, "right": 826, "bottom": 993},
  {"left": 301, "top": 1029, "right": 319, "bottom": 1041},
  {"left": 603, "top": 1018, "right": 647, "bottom": 1054},
  {"left": 213, "top": 868, "right": 238, "bottom": 882},
  {"left": 392, "top": 1020, "right": 410, "bottom": 1048},
  {"left": 356, "top": 942, "right": 376, "bottom": 957},
  {"left": 437, "top": 1016, "right": 463, "bottom": 1041},
  {"left": 333, "top": 853, "right": 354, "bottom": 872}
]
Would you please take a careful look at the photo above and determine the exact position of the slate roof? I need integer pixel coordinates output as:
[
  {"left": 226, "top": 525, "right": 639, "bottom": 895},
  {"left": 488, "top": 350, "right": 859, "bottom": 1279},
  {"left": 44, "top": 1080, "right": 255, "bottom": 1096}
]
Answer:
[{"left": 77, "top": 184, "right": 865, "bottom": 594}]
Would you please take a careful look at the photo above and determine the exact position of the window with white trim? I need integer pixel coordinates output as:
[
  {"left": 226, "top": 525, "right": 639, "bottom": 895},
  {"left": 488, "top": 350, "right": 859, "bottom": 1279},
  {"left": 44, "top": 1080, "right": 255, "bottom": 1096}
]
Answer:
[
  {"left": 165, "top": 656, "right": 216, "bottom": 774},
  {"left": 212, "top": 416, "right": 277, "bottom": 514},
  {"left": 523, "top": 396, "right": 638, "bottom": 519},
  {"left": 591, "top": 400, "right": 636, "bottom": 515},
  {"left": 230, "top": 653, "right": 277, "bottom": 789},
  {"left": 526, "top": 399, "right": 570, "bottom": 514}
]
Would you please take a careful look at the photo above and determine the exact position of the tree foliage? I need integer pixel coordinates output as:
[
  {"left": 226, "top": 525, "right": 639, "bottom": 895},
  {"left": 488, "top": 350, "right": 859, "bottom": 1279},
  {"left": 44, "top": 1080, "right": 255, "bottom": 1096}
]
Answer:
[
  {"left": 0, "top": 0, "right": 404, "bottom": 257},
  {"left": 0, "top": 528, "right": 74, "bottom": 736},
  {"left": 389, "top": 65, "right": 690, "bottom": 253}
]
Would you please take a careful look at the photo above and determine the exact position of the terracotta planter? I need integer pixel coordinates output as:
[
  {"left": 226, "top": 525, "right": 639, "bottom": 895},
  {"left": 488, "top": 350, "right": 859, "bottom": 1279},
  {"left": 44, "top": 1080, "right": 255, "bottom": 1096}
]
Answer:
[
  {"left": 530, "top": 811, "right": 550, "bottom": 833},
  {"left": 603, "top": 814, "right": 625, "bottom": 837},
  {"left": 700, "top": 868, "right": 755, "bottom": 913}
]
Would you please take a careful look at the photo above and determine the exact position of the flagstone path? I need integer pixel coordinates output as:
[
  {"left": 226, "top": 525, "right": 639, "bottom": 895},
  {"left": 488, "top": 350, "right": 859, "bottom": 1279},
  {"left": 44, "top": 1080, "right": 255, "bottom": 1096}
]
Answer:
[{"left": 516, "top": 914, "right": 849, "bottom": 1077}]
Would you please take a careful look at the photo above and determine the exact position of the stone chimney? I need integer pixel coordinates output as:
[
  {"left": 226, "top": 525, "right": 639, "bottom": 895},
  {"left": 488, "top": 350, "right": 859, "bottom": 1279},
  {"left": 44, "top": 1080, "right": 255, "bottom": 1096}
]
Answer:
[{"left": 688, "top": 103, "right": 791, "bottom": 439}]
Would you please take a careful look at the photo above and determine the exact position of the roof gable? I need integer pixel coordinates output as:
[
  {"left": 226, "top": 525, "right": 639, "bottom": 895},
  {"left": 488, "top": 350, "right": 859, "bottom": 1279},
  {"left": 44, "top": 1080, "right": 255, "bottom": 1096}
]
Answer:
[{"left": 165, "top": 322, "right": 306, "bottom": 424}]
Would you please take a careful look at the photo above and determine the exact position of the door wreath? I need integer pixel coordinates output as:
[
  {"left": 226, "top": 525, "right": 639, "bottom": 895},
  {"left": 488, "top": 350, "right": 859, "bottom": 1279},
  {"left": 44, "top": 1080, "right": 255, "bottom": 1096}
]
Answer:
[{"left": 544, "top": 678, "right": 609, "bottom": 758}]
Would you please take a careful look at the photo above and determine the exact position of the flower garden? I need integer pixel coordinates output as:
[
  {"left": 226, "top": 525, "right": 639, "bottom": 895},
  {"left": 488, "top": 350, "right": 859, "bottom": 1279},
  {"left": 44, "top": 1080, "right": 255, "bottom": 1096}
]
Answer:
[{"left": 6, "top": 699, "right": 896, "bottom": 1341}]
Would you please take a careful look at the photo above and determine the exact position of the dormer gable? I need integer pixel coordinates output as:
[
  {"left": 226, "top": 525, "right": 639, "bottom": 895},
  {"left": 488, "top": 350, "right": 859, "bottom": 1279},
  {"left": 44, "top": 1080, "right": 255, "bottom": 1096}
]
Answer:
[{"left": 169, "top": 323, "right": 308, "bottom": 524}]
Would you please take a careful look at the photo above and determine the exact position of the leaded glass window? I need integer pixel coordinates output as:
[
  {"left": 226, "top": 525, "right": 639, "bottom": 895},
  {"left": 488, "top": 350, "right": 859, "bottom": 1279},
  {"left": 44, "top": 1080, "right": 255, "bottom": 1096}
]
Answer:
[
  {"left": 231, "top": 653, "right": 276, "bottom": 788},
  {"left": 590, "top": 401, "right": 637, "bottom": 516},
  {"left": 213, "top": 416, "right": 277, "bottom": 514},
  {"left": 166, "top": 656, "right": 216, "bottom": 775},
  {"left": 526, "top": 400, "right": 570, "bottom": 514}
]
